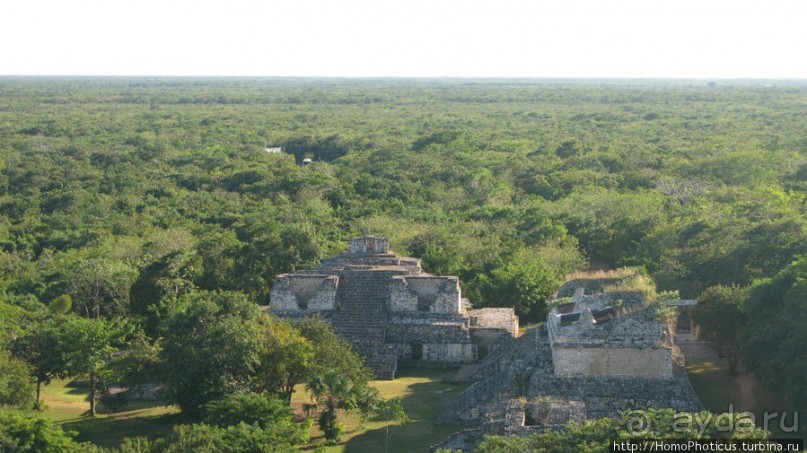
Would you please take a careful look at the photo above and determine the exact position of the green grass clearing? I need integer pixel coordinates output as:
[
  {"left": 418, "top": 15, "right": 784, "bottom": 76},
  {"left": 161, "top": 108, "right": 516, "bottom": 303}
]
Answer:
[
  {"left": 38, "top": 366, "right": 468, "bottom": 451},
  {"left": 39, "top": 379, "right": 182, "bottom": 448},
  {"left": 291, "top": 366, "right": 468, "bottom": 452},
  {"left": 686, "top": 359, "right": 797, "bottom": 438},
  {"left": 687, "top": 360, "right": 745, "bottom": 413}
]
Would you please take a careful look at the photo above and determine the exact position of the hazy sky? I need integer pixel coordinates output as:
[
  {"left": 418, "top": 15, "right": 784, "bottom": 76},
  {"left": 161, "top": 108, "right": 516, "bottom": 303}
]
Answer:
[{"left": 2, "top": 0, "right": 805, "bottom": 78}]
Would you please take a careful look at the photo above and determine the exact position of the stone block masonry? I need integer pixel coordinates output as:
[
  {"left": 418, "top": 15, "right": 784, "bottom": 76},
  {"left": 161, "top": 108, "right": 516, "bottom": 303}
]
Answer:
[
  {"left": 270, "top": 274, "right": 338, "bottom": 312},
  {"left": 551, "top": 346, "right": 672, "bottom": 379},
  {"left": 267, "top": 237, "right": 518, "bottom": 379},
  {"left": 389, "top": 276, "right": 462, "bottom": 313},
  {"left": 547, "top": 289, "right": 672, "bottom": 379},
  {"left": 433, "top": 271, "right": 702, "bottom": 451},
  {"left": 349, "top": 236, "right": 389, "bottom": 254}
]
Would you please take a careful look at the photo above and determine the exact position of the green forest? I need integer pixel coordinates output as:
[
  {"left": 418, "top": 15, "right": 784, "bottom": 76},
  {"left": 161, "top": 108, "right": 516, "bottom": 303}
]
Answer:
[{"left": 0, "top": 78, "right": 804, "bottom": 451}]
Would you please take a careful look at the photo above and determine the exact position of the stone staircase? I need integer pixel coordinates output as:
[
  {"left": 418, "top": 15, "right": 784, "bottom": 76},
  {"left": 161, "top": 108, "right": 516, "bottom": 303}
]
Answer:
[
  {"left": 332, "top": 270, "right": 398, "bottom": 379},
  {"left": 437, "top": 325, "right": 551, "bottom": 424}
]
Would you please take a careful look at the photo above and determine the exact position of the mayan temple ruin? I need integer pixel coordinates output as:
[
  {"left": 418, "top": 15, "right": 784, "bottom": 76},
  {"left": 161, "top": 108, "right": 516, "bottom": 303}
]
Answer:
[
  {"left": 434, "top": 271, "right": 703, "bottom": 450},
  {"left": 268, "top": 236, "right": 519, "bottom": 379},
  {"left": 268, "top": 239, "right": 704, "bottom": 451}
]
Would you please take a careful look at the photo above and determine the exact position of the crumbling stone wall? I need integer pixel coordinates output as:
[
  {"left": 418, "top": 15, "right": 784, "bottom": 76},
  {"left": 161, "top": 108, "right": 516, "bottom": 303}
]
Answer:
[
  {"left": 438, "top": 326, "right": 551, "bottom": 425},
  {"left": 349, "top": 236, "right": 389, "bottom": 254},
  {"left": 468, "top": 308, "right": 519, "bottom": 333},
  {"left": 547, "top": 291, "right": 672, "bottom": 379},
  {"left": 552, "top": 346, "right": 672, "bottom": 378},
  {"left": 269, "top": 274, "right": 338, "bottom": 312},
  {"left": 470, "top": 328, "right": 511, "bottom": 359},
  {"left": 434, "top": 272, "right": 703, "bottom": 452},
  {"left": 389, "top": 276, "right": 461, "bottom": 314},
  {"left": 419, "top": 343, "right": 476, "bottom": 363},
  {"left": 557, "top": 277, "right": 631, "bottom": 298},
  {"left": 675, "top": 340, "right": 719, "bottom": 362},
  {"left": 526, "top": 374, "right": 702, "bottom": 418},
  {"left": 387, "top": 318, "right": 476, "bottom": 362},
  {"left": 480, "top": 398, "right": 587, "bottom": 437}
]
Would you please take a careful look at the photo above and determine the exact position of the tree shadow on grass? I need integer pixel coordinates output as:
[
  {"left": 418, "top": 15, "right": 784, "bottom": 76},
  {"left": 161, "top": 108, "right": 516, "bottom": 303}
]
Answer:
[
  {"left": 342, "top": 376, "right": 468, "bottom": 453},
  {"left": 62, "top": 411, "right": 187, "bottom": 449},
  {"left": 63, "top": 379, "right": 91, "bottom": 397}
]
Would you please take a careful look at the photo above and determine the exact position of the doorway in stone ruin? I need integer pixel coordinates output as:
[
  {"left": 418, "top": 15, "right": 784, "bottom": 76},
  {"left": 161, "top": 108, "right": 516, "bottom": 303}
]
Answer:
[{"left": 412, "top": 343, "right": 423, "bottom": 360}]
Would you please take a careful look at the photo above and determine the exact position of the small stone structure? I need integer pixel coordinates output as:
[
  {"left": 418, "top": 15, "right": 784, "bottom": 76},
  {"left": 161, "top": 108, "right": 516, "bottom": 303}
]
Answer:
[
  {"left": 667, "top": 299, "right": 719, "bottom": 362},
  {"left": 548, "top": 287, "right": 672, "bottom": 379},
  {"left": 433, "top": 272, "right": 702, "bottom": 451},
  {"left": 269, "top": 275, "right": 338, "bottom": 311},
  {"left": 268, "top": 237, "right": 518, "bottom": 379}
]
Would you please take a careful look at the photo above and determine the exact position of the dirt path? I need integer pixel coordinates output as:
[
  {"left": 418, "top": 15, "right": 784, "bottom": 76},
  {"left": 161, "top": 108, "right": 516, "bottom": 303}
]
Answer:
[
  {"left": 735, "top": 369, "right": 759, "bottom": 412},
  {"left": 450, "top": 364, "right": 479, "bottom": 383}
]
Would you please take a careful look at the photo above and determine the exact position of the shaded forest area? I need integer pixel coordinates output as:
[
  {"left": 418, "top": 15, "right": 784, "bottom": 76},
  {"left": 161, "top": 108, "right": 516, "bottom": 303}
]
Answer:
[{"left": 0, "top": 78, "right": 805, "bottom": 449}]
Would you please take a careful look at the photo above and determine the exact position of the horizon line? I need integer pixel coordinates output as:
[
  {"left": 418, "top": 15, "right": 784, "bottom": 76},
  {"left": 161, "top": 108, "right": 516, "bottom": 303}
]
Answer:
[{"left": 2, "top": 74, "right": 807, "bottom": 82}]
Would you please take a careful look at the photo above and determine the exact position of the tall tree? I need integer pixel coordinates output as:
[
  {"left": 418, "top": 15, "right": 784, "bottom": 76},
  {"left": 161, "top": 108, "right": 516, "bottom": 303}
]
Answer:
[
  {"left": 58, "top": 315, "right": 128, "bottom": 416},
  {"left": 294, "top": 317, "right": 371, "bottom": 389},
  {"left": 375, "top": 397, "right": 410, "bottom": 453},
  {"left": 254, "top": 315, "right": 315, "bottom": 404},
  {"left": 65, "top": 259, "right": 136, "bottom": 318},
  {"left": 0, "top": 348, "right": 36, "bottom": 409},
  {"left": 307, "top": 369, "right": 378, "bottom": 445},
  {"left": 477, "top": 250, "right": 562, "bottom": 322},
  {"left": 160, "top": 291, "right": 262, "bottom": 418},
  {"left": 692, "top": 285, "right": 748, "bottom": 373},
  {"left": 740, "top": 257, "right": 807, "bottom": 416},
  {"left": 9, "top": 317, "right": 67, "bottom": 405},
  {"left": 0, "top": 409, "right": 85, "bottom": 452}
]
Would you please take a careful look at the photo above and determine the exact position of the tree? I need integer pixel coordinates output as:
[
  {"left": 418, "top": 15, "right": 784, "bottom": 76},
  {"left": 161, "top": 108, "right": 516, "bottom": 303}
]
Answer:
[
  {"left": 254, "top": 316, "right": 315, "bottom": 404},
  {"left": 294, "top": 317, "right": 371, "bottom": 391},
  {"left": 692, "top": 285, "right": 747, "bottom": 373},
  {"left": 151, "top": 421, "right": 308, "bottom": 453},
  {"left": 58, "top": 315, "right": 128, "bottom": 416},
  {"left": 130, "top": 249, "right": 201, "bottom": 322},
  {"left": 0, "top": 348, "right": 36, "bottom": 409},
  {"left": 155, "top": 251, "right": 201, "bottom": 300},
  {"left": 205, "top": 392, "right": 291, "bottom": 428},
  {"left": 149, "top": 424, "right": 229, "bottom": 452},
  {"left": 204, "top": 392, "right": 311, "bottom": 445},
  {"left": 117, "top": 436, "right": 155, "bottom": 453},
  {"left": 161, "top": 291, "right": 262, "bottom": 418},
  {"left": 65, "top": 258, "right": 136, "bottom": 318},
  {"left": 740, "top": 257, "right": 807, "bottom": 417},
  {"left": 0, "top": 409, "right": 86, "bottom": 452},
  {"left": 9, "top": 317, "right": 67, "bottom": 405},
  {"left": 308, "top": 370, "right": 352, "bottom": 445},
  {"left": 47, "top": 294, "right": 72, "bottom": 314},
  {"left": 307, "top": 369, "right": 378, "bottom": 445},
  {"left": 375, "top": 397, "right": 410, "bottom": 453},
  {"left": 478, "top": 251, "right": 562, "bottom": 322},
  {"left": 107, "top": 330, "right": 162, "bottom": 400},
  {"left": 252, "top": 316, "right": 371, "bottom": 406},
  {"left": 235, "top": 224, "right": 323, "bottom": 304}
]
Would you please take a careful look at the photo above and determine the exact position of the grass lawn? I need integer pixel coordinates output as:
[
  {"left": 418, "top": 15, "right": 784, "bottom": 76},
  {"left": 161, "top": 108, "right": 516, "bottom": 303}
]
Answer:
[
  {"left": 686, "top": 359, "right": 798, "bottom": 438},
  {"left": 39, "top": 379, "right": 183, "bottom": 448},
  {"left": 291, "top": 366, "right": 469, "bottom": 452},
  {"left": 38, "top": 366, "right": 468, "bottom": 451},
  {"left": 686, "top": 360, "right": 745, "bottom": 413}
]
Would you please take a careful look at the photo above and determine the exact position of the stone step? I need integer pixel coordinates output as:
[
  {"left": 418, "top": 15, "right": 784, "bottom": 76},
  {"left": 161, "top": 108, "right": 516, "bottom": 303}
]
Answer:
[{"left": 327, "top": 270, "right": 399, "bottom": 380}]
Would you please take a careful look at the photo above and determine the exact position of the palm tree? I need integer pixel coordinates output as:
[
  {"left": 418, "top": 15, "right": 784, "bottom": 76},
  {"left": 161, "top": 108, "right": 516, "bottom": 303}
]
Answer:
[{"left": 307, "top": 369, "right": 354, "bottom": 444}]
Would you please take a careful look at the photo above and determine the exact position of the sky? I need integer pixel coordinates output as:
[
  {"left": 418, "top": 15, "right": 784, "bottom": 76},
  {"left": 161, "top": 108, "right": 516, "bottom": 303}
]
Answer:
[{"left": 2, "top": 0, "right": 806, "bottom": 78}]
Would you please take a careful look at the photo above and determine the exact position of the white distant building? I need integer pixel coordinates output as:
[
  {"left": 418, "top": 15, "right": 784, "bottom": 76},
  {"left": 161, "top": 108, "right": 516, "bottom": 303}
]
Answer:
[{"left": 264, "top": 146, "right": 284, "bottom": 154}]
